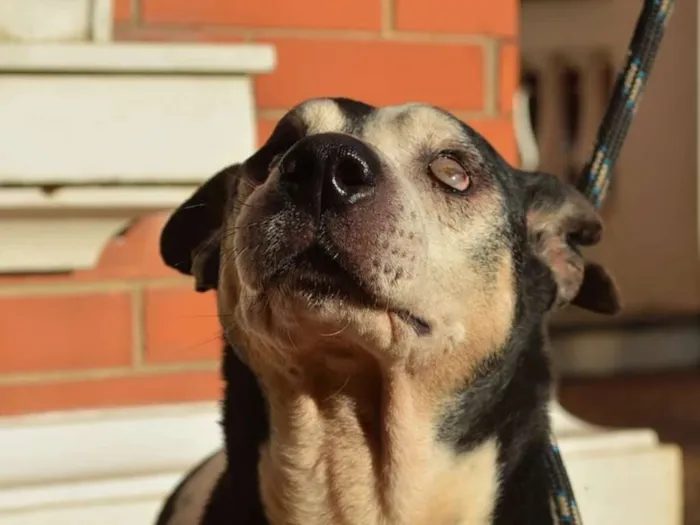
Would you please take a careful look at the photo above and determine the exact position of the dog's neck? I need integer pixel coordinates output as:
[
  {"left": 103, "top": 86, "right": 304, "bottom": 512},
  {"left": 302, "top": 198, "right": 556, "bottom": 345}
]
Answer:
[
  {"left": 222, "top": 296, "right": 555, "bottom": 525},
  {"left": 252, "top": 353, "right": 501, "bottom": 525}
]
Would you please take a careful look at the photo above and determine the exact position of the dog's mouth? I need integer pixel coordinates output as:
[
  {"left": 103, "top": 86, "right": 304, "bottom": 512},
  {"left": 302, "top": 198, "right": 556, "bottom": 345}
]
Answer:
[
  {"left": 265, "top": 244, "right": 431, "bottom": 336},
  {"left": 268, "top": 244, "right": 371, "bottom": 304}
]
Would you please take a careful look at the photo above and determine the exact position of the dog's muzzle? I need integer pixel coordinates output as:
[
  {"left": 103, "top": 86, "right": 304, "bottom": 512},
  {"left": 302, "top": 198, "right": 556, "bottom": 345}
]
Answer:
[{"left": 236, "top": 130, "right": 420, "bottom": 320}]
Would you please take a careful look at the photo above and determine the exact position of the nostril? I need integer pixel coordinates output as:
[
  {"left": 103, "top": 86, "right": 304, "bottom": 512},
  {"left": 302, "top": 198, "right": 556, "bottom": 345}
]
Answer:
[
  {"left": 281, "top": 150, "right": 316, "bottom": 180},
  {"left": 337, "top": 156, "right": 368, "bottom": 187},
  {"left": 331, "top": 155, "right": 374, "bottom": 202}
]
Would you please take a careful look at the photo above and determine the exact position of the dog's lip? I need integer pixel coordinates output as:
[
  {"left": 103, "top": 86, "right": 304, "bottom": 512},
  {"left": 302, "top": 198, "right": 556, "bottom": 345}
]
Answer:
[
  {"left": 264, "top": 244, "right": 432, "bottom": 336},
  {"left": 391, "top": 308, "right": 432, "bottom": 336}
]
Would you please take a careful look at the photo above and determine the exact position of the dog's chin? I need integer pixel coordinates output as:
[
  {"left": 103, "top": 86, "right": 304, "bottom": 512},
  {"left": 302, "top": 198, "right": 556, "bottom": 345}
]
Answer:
[{"left": 249, "top": 245, "right": 432, "bottom": 339}]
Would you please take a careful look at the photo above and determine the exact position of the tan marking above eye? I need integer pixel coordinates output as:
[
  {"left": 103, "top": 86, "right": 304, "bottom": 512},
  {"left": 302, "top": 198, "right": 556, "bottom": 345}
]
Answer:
[{"left": 428, "top": 156, "right": 470, "bottom": 191}]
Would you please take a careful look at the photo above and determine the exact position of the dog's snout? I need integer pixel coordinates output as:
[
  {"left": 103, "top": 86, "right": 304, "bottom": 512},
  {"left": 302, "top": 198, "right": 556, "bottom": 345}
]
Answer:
[{"left": 279, "top": 133, "right": 379, "bottom": 214}]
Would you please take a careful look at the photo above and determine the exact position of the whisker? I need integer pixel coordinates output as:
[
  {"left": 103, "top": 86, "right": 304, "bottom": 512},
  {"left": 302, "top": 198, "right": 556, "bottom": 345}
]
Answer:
[
  {"left": 164, "top": 330, "right": 224, "bottom": 356},
  {"left": 217, "top": 220, "right": 266, "bottom": 241},
  {"left": 233, "top": 197, "right": 266, "bottom": 211},
  {"left": 286, "top": 328, "right": 299, "bottom": 353},
  {"left": 319, "top": 319, "right": 352, "bottom": 337},
  {"left": 238, "top": 178, "right": 261, "bottom": 191},
  {"left": 174, "top": 313, "right": 237, "bottom": 319},
  {"left": 219, "top": 244, "right": 255, "bottom": 272},
  {"left": 178, "top": 203, "right": 208, "bottom": 211},
  {"left": 322, "top": 375, "right": 352, "bottom": 403}
]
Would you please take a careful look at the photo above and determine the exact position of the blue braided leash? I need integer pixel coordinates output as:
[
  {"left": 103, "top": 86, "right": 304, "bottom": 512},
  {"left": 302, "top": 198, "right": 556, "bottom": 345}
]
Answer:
[
  {"left": 546, "top": 438, "right": 583, "bottom": 524},
  {"left": 548, "top": 1, "right": 675, "bottom": 523},
  {"left": 576, "top": 0, "right": 675, "bottom": 208}
]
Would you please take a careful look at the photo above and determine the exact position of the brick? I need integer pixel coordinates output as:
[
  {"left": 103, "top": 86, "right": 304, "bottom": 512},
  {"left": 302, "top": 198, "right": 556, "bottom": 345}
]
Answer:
[
  {"left": 142, "top": 0, "right": 382, "bottom": 30},
  {"left": 144, "top": 287, "right": 221, "bottom": 363},
  {"left": 395, "top": 0, "right": 518, "bottom": 36},
  {"left": 0, "top": 292, "right": 133, "bottom": 374},
  {"left": 499, "top": 42, "right": 519, "bottom": 115},
  {"left": 114, "top": 0, "right": 133, "bottom": 23},
  {"left": 254, "top": 38, "right": 485, "bottom": 111},
  {"left": 90, "top": 212, "right": 178, "bottom": 280},
  {"left": 0, "top": 370, "right": 221, "bottom": 416},
  {"left": 0, "top": 213, "right": 179, "bottom": 285},
  {"left": 468, "top": 118, "right": 518, "bottom": 166}
]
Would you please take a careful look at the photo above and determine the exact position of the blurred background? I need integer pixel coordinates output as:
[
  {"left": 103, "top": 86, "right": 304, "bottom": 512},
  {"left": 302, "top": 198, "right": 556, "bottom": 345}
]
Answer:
[{"left": 0, "top": 0, "right": 697, "bottom": 524}]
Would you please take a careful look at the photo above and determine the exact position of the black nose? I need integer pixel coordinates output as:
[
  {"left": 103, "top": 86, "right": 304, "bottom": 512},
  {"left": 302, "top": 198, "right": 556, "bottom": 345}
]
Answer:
[{"left": 277, "top": 133, "right": 379, "bottom": 215}]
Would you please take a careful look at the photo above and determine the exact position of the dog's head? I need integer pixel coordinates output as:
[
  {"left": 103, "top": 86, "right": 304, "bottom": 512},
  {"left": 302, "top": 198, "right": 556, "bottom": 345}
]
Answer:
[{"left": 161, "top": 98, "right": 619, "bottom": 382}]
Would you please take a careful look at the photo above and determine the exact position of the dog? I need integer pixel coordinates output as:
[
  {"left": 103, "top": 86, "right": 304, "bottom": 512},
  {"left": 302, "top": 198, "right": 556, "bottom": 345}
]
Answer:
[{"left": 156, "top": 97, "right": 620, "bottom": 525}]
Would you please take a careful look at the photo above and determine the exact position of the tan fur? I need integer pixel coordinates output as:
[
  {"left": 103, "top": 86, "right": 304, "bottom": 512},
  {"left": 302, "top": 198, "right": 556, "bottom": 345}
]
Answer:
[
  {"left": 361, "top": 103, "right": 478, "bottom": 169},
  {"left": 298, "top": 99, "right": 349, "bottom": 136},
  {"left": 164, "top": 452, "right": 226, "bottom": 525},
  {"left": 215, "top": 100, "right": 520, "bottom": 525}
]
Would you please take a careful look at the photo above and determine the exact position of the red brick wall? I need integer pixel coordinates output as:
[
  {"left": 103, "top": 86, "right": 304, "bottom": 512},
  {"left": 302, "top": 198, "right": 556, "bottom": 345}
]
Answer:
[{"left": 0, "top": 0, "right": 519, "bottom": 416}]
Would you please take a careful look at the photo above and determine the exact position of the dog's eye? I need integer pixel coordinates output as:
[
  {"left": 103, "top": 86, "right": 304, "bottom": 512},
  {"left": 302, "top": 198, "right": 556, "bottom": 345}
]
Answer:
[{"left": 428, "top": 156, "right": 470, "bottom": 192}]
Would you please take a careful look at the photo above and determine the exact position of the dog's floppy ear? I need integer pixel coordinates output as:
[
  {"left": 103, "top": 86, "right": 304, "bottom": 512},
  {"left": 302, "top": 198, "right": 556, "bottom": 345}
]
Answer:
[
  {"left": 524, "top": 171, "right": 621, "bottom": 315},
  {"left": 160, "top": 164, "right": 240, "bottom": 292}
]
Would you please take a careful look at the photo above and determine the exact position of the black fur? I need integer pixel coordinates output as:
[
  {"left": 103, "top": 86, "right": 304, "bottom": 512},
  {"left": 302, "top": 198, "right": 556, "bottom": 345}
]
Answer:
[
  {"left": 437, "top": 256, "right": 557, "bottom": 524},
  {"left": 214, "top": 344, "right": 269, "bottom": 523},
  {"left": 160, "top": 164, "right": 239, "bottom": 291}
]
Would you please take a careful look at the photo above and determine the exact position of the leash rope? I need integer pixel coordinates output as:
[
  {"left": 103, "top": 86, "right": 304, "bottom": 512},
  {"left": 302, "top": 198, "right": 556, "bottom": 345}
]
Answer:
[
  {"left": 546, "top": 438, "right": 583, "bottom": 524},
  {"left": 548, "top": 1, "right": 675, "bottom": 523},
  {"left": 576, "top": 0, "right": 675, "bottom": 208}
]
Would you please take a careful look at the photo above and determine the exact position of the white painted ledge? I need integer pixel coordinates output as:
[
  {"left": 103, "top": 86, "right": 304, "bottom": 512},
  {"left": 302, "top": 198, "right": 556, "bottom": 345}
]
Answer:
[
  {"left": 0, "top": 73, "right": 265, "bottom": 184},
  {"left": 0, "top": 42, "right": 275, "bottom": 184},
  {"left": 0, "top": 0, "right": 115, "bottom": 43},
  {"left": 0, "top": 42, "right": 276, "bottom": 74},
  {"left": 0, "top": 187, "right": 196, "bottom": 272},
  {"left": 0, "top": 186, "right": 195, "bottom": 211},
  {"left": 0, "top": 41, "right": 275, "bottom": 272},
  {"left": 0, "top": 401, "right": 683, "bottom": 525}
]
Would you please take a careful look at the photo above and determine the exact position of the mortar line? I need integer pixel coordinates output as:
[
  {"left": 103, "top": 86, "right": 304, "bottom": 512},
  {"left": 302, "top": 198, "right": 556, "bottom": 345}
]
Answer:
[
  {"left": 0, "top": 280, "right": 136, "bottom": 297},
  {"left": 0, "top": 361, "right": 220, "bottom": 386},
  {"left": 381, "top": 0, "right": 396, "bottom": 38},
  {"left": 130, "top": 286, "right": 146, "bottom": 368},
  {"left": 132, "top": 0, "right": 142, "bottom": 26},
  {"left": 0, "top": 277, "right": 191, "bottom": 297},
  {"left": 120, "top": 23, "right": 490, "bottom": 45},
  {"left": 251, "top": 28, "right": 491, "bottom": 45},
  {"left": 483, "top": 38, "right": 499, "bottom": 117}
]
